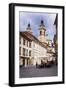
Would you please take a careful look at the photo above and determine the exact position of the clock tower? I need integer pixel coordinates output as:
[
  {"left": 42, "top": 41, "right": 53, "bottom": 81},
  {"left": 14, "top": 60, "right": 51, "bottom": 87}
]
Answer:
[{"left": 38, "top": 20, "right": 46, "bottom": 43}]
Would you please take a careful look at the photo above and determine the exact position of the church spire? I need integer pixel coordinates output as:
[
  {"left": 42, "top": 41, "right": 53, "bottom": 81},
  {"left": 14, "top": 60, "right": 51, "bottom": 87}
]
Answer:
[
  {"left": 39, "top": 20, "right": 46, "bottom": 31},
  {"left": 27, "top": 23, "right": 32, "bottom": 34},
  {"left": 38, "top": 20, "right": 46, "bottom": 43},
  {"left": 41, "top": 20, "right": 44, "bottom": 25},
  {"left": 27, "top": 23, "right": 31, "bottom": 29}
]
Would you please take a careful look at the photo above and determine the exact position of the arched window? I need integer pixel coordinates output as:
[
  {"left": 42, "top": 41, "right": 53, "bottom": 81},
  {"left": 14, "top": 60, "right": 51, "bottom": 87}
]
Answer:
[{"left": 40, "top": 31, "right": 42, "bottom": 35}]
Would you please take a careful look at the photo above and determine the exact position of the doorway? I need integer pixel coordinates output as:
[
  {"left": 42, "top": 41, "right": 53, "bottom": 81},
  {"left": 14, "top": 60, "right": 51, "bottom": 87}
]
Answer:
[{"left": 23, "top": 59, "right": 25, "bottom": 66}]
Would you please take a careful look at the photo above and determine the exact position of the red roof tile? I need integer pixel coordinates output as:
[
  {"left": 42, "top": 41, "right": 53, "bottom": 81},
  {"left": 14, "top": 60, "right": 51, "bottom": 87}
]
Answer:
[{"left": 20, "top": 31, "right": 48, "bottom": 48}]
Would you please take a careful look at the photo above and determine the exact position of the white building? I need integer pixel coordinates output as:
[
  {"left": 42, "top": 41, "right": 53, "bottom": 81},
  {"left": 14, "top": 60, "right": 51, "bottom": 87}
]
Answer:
[
  {"left": 19, "top": 20, "right": 55, "bottom": 67},
  {"left": 19, "top": 32, "right": 32, "bottom": 67},
  {"left": 19, "top": 22, "right": 48, "bottom": 67}
]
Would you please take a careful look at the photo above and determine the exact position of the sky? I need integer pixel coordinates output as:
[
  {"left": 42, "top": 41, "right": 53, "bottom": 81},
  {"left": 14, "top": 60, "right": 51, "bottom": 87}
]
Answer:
[{"left": 19, "top": 12, "right": 56, "bottom": 42}]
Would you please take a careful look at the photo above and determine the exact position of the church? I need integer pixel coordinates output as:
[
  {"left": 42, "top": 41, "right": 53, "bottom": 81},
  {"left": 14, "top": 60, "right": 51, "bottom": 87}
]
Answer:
[{"left": 19, "top": 20, "right": 55, "bottom": 67}]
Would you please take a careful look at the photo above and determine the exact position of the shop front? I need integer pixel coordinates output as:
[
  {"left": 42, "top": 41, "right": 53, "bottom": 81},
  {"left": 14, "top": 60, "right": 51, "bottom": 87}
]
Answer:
[{"left": 19, "top": 56, "right": 33, "bottom": 67}]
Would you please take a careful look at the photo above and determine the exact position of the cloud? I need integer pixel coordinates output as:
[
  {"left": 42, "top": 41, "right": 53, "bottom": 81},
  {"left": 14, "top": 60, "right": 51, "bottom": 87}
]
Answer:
[{"left": 19, "top": 12, "right": 56, "bottom": 41}]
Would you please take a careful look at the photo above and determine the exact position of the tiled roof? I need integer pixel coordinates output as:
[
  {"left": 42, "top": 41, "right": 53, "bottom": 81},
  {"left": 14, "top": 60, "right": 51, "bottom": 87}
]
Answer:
[{"left": 20, "top": 31, "right": 48, "bottom": 48}]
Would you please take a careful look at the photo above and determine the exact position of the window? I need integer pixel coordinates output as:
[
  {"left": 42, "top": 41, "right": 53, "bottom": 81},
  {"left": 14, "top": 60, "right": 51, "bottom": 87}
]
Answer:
[
  {"left": 29, "top": 50, "right": 31, "bottom": 56},
  {"left": 19, "top": 47, "right": 21, "bottom": 55},
  {"left": 40, "top": 31, "right": 45, "bottom": 35},
  {"left": 27, "top": 41, "right": 28, "bottom": 47},
  {"left": 40, "top": 31, "right": 42, "bottom": 35},
  {"left": 25, "top": 49, "right": 28, "bottom": 56},
  {"left": 29, "top": 42, "right": 31, "bottom": 48},
  {"left": 19, "top": 36, "right": 21, "bottom": 44},
  {"left": 23, "top": 48, "right": 25, "bottom": 56},
  {"left": 23, "top": 39, "right": 25, "bottom": 45},
  {"left": 23, "top": 48, "right": 28, "bottom": 56},
  {"left": 33, "top": 43, "right": 35, "bottom": 48}
]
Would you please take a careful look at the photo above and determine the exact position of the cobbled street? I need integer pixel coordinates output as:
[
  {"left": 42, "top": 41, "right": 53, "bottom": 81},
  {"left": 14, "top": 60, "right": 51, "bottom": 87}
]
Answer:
[{"left": 19, "top": 65, "right": 58, "bottom": 78}]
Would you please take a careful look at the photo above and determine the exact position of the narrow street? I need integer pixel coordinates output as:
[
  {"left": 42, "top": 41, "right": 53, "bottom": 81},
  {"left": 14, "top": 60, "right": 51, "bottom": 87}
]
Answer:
[{"left": 19, "top": 65, "right": 58, "bottom": 78}]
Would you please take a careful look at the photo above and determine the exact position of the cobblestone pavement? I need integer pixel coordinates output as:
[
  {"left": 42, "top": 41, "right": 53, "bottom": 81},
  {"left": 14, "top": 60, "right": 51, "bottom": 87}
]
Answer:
[{"left": 19, "top": 65, "right": 58, "bottom": 78}]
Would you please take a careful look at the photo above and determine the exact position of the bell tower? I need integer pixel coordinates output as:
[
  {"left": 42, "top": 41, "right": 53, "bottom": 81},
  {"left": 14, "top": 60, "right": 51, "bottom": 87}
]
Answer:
[
  {"left": 27, "top": 23, "right": 32, "bottom": 34},
  {"left": 38, "top": 20, "right": 46, "bottom": 43}
]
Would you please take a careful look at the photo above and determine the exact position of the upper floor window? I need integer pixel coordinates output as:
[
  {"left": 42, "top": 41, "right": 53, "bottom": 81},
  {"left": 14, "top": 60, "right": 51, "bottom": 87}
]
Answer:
[
  {"left": 25, "top": 49, "right": 28, "bottom": 56},
  {"left": 23, "top": 48, "right": 28, "bottom": 56},
  {"left": 29, "top": 50, "right": 31, "bottom": 56},
  {"left": 27, "top": 41, "right": 28, "bottom": 47},
  {"left": 33, "top": 43, "right": 35, "bottom": 48},
  {"left": 23, "top": 39, "right": 25, "bottom": 45},
  {"left": 29, "top": 42, "right": 31, "bottom": 48},
  {"left": 40, "top": 31, "right": 42, "bottom": 35},
  {"left": 23, "top": 48, "right": 25, "bottom": 56}
]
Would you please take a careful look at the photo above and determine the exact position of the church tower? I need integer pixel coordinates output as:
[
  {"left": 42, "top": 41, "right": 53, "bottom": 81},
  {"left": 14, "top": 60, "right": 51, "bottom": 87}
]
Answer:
[
  {"left": 38, "top": 20, "right": 46, "bottom": 43},
  {"left": 27, "top": 23, "right": 32, "bottom": 34}
]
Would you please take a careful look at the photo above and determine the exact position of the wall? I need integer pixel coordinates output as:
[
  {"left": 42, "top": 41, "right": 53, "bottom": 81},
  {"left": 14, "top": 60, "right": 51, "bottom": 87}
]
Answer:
[
  {"left": 32, "top": 41, "right": 47, "bottom": 65},
  {"left": 0, "top": 0, "right": 66, "bottom": 90}
]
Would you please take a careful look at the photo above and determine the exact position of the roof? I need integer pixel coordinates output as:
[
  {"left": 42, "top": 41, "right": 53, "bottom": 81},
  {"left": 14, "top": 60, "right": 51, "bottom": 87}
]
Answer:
[
  {"left": 47, "top": 50, "right": 55, "bottom": 54},
  {"left": 20, "top": 31, "right": 48, "bottom": 48},
  {"left": 39, "top": 20, "right": 46, "bottom": 31}
]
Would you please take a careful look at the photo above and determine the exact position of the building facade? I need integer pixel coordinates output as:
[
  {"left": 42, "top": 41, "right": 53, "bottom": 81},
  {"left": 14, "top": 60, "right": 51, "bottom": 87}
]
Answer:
[
  {"left": 19, "top": 20, "right": 55, "bottom": 67},
  {"left": 19, "top": 22, "right": 48, "bottom": 67},
  {"left": 19, "top": 32, "right": 32, "bottom": 67},
  {"left": 19, "top": 31, "right": 47, "bottom": 66}
]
